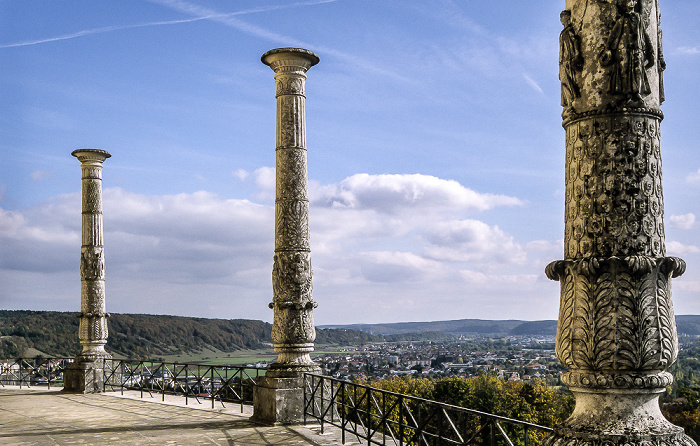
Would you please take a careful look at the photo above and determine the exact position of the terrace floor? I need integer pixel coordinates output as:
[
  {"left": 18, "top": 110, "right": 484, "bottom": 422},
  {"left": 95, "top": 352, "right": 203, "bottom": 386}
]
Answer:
[{"left": 0, "top": 387, "right": 358, "bottom": 445}]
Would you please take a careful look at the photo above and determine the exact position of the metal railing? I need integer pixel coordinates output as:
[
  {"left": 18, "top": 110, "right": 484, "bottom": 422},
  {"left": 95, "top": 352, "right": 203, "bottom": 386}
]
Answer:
[
  {"left": 0, "top": 357, "right": 73, "bottom": 389},
  {"left": 304, "top": 373, "right": 553, "bottom": 446},
  {"left": 0, "top": 357, "right": 263, "bottom": 410},
  {"left": 103, "top": 359, "right": 264, "bottom": 410}
]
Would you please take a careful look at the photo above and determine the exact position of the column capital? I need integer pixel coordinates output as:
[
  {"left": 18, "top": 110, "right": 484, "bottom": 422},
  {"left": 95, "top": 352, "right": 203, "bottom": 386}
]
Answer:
[
  {"left": 71, "top": 149, "right": 112, "bottom": 164},
  {"left": 261, "top": 48, "right": 319, "bottom": 74}
]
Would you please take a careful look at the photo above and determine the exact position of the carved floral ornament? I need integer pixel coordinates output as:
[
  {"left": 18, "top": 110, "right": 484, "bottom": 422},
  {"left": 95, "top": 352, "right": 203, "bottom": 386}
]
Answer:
[
  {"left": 275, "top": 76, "right": 305, "bottom": 96},
  {"left": 275, "top": 200, "right": 310, "bottom": 249},
  {"left": 544, "top": 431, "right": 695, "bottom": 446},
  {"left": 547, "top": 256, "right": 682, "bottom": 374}
]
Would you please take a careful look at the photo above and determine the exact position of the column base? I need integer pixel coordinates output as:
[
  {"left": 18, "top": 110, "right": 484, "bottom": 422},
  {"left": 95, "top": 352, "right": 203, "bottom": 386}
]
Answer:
[
  {"left": 543, "top": 388, "right": 696, "bottom": 446},
  {"left": 252, "top": 376, "right": 305, "bottom": 425},
  {"left": 251, "top": 367, "right": 320, "bottom": 425},
  {"left": 63, "top": 356, "right": 111, "bottom": 394}
]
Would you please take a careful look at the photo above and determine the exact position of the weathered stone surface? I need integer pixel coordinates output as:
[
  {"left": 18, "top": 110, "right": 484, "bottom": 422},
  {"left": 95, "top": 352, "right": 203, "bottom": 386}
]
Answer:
[
  {"left": 63, "top": 358, "right": 107, "bottom": 394},
  {"left": 547, "top": 1, "right": 694, "bottom": 445},
  {"left": 254, "top": 48, "right": 321, "bottom": 424},
  {"left": 65, "top": 149, "right": 112, "bottom": 393},
  {"left": 260, "top": 48, "right": 320, "bottom": 375},
  {"left": 0, "top": 388, "right": 350, "bottom": 444},
  {"left": 251, "top": 376, "right": 306, "bottom": 425}
]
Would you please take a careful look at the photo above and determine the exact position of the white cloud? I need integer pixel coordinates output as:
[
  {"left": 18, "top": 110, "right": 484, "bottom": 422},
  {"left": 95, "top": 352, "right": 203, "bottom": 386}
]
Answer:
[
  {"left": 30, "top": 170, "right": 52, "bottom": 181},
  {"left": 0, "top": 172, "right": 560, "bottom": 323},
  {"left": 0, "top": 189, "right": 275, "bottom": 318},
  {"left": 670, "top": 213, "right": 696, "bottom": 230},
  {"left": 667, "top": 241, "right": 700, "bottom": 256},
  {"left": 312, "top": 173, "right": 522, "bottom": 214},
  {"left": 252, "top": 167, "right": 275, "bottom": 200},
  {"left": 686, "top": 168, "right": 700, "bottom": 184},
  {"left": 0, "top": 1, "right": 338, "bottom": 49},
  {"left": 673, "top": 46, "right": 700, "bottom": 56},
  {"left": 357, "top": 251, "right": 446, "bottom": 283},
  {"left": 460, "top": 269, "right": 539, "bottom": 287},
  {"left": 423, "top": 220, "right": 526, "bottom": 265},
  {"left": 232, "top": 169, "right": 249, "bottom": 181}
]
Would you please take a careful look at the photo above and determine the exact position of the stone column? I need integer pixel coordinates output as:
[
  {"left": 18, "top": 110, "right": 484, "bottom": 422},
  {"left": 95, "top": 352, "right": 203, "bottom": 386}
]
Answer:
[
  {"left": 545, "top": 1, "right": 694, "bottom": 445},
  {"left": 64, "top": 148, "right": 112, "bottom": 393},
  {"left": 252, "top": 48, "right": 320, "bottom": 425}
]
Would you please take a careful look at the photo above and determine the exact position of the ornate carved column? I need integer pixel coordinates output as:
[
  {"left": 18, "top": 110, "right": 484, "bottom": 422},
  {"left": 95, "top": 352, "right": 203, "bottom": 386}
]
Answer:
[
  {"left": 253, "top": 48, "right": 320, "bottom": 425},
  {"left": 545, "top": 1, "right": 694, "bottom": 445},
  {"left": 64, "top": 148, "right": 112, "bottom": 393}
]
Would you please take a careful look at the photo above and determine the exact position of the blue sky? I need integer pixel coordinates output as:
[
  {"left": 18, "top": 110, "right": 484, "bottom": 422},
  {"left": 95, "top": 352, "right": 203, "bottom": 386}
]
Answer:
[{"left": 1, "top": 0, "right": 700, "bottom": 325}]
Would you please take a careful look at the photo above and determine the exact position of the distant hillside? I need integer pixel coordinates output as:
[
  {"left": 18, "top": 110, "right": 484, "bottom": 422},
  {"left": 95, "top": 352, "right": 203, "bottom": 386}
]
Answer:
[
  {"left": 320, "top": 319, "right": 536, "bottom": 336},
  {"left": 676, "top": 315, "right": 700, "bottom": 336},
  {"left": 0, "top": 310, "right": 381, "bottom": 359},
  {"left": 4, "top": 311, "right": 700, "bottom": 359},
  {"left": 510, "top": 320, "right": 558, "bottom": 336},
  {"left": 322, "top": 316, "right": 700, "bottom": 338}
]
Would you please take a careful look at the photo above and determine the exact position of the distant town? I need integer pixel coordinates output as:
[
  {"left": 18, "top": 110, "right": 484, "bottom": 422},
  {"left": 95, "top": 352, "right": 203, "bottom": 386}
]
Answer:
[{"left": 248, "top": 336, "right": 565, "bottom": 384}]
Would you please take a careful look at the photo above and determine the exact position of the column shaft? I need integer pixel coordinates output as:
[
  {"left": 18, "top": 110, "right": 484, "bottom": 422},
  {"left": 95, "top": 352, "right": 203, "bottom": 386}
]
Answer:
[
  {"left": 253, "top": 47, "right": 320, "bottom": 426},
  {"left": 262, "top": 48, "right": 320, "bottom": 376},
  {"left": 546, "top": 1, "right": 694, "bottom": 445},
  {"left": 74, "top": 150, "right": 111, "bottom": 358},
  {"left": 64, "top": 148, "right": 111, "bottom": 393}
]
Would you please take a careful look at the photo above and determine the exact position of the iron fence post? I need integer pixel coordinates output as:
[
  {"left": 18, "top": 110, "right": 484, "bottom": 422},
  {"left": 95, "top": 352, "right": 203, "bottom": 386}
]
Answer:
[
  {"left": 341, "top": 380, "right": 346, "bottom": 445},
  {"left": 399, "top": 393, "right": 404, "bottom": 446}
]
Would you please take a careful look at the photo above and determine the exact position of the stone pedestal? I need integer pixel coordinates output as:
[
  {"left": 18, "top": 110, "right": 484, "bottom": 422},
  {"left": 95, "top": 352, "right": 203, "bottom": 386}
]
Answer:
[
  {"left": 253, "top": 48, "right": 320, "bottom": 425},
  {"left": 63, "top": 359, "right": 108, "bottom": 394},
  {"left": 251, "top": 376, "right": 306, "bottom": 425},
  {"left": 545, "top": 2, "right": 694, "bottom": 445},
  {"left": 64, "top": 149, "right": 112, "bottom": 393}
]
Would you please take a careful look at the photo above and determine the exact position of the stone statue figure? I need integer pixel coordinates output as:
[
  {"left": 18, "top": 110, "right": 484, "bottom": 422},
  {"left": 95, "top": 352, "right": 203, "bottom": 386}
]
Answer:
[
  {"left": 657, "top": 4, "right": 666, "bottom": 103},
  {"left": 601, "top": 0, "right": 654, "bottom": 102},
  {"left": 559, "top": 10, "right": 583, "bottom": 111}
]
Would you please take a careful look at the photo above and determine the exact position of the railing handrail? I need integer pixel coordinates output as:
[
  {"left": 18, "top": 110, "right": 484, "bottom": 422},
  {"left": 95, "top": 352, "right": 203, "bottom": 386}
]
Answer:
[
  {"left": 0, "top": 357, "right": 264, "bottom": 410},
  {"left": 303, "top": 372, "right": 553, "bottom": 446},
  {"left": 304, "top": 372, "right": 551, "bottom": 431}
]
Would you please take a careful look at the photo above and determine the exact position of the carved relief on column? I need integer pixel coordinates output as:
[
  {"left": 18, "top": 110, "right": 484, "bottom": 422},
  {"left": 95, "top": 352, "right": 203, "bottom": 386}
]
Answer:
[
  {"left": 277, "top": 95, "right": 306, "bottom": 149},
  {"left": 275, "top": 201, "right": 311, "bottom": 251},
  {"left": 547, "top": 256, "right": 682, "bottom": 385},
  {"left": 546, "top": 1, "right": 693, "bottom": 445},
  {"left": 276, "top": 149, "right": 309, "bottom": 198},
  {"left": 262, "top": 48, "right": 320, "bottom": 375},
  {"left": 80, "top": 246, "right": 105, "bottom": 280},
  {"left": 270, "top": 251, "right": 317, "bottom": 355},
  {"left": 71, "top": 149, "right": 111, "bottom": 361},
  {"left": 559, "top": 0, "right": 665, "bottom": 115},
  {"left": 564, "top": 113, "right": 665, "bottom": 259}
]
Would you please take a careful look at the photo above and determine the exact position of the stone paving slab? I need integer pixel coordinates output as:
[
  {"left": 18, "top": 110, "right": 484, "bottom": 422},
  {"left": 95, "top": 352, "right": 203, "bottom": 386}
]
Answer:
[{"left": 0, "top": 387, "right": 359, "bottom": 445}]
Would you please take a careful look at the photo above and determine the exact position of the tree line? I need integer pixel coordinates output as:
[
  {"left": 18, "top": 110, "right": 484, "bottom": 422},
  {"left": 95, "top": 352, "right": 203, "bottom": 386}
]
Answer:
[{"left": 0, "top": 310, "right": 383, "bottom": 359}]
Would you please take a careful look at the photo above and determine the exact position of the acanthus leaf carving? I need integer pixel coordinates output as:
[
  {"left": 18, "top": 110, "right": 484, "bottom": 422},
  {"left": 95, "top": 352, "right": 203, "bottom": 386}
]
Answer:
[{"left": 553, "top": 257, "right": 680, "bottom": 376}]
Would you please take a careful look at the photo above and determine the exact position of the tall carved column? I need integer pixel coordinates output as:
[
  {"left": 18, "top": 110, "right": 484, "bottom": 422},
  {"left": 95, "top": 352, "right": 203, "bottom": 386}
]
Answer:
[
  {"left": 252, "top": 48, "right": 320, "bottom": 425},
  {"left": 545, "top": 1, "right": 694, "bottom": 445},
  {"left": 64, "top": 148, "right": 112, "bottom": 393}
]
